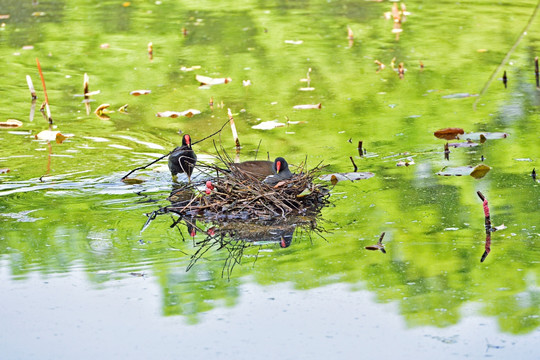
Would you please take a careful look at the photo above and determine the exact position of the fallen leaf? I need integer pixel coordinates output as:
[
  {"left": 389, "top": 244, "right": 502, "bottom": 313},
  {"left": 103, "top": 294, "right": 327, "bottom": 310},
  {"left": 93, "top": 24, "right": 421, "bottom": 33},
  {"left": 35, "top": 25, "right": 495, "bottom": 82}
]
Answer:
[
  {"left": 434, "top": 128, "right": 465, "bottom": 140},
  {"left": 448, "top": 141, "right": 479, "bottom": 148},
  {"left": 35, "top": 130, "right": 72, "bottom": 142},
  {"left": 458, "top": 132, "right": 508, "bottom": 140},
  {"left": 296, "top": 188, "right": 312, "bottom": 198},
  {"left": 293, "top": 103, "right": 322, "bottom": 109},
  {"left": 0, "top": 168, "right": 10, "bottom": 174},
  {"left": 441, "top": 93, "right": 478, "bottom": 99},
  {"left": 284, "top": 40, "right": 303, "bottom": 45},
  {"left": 180, "top": 65, "right": 201, "bottom": 72},
  {"left": 156, "top": 109, "right": 201, "bottom": 118},
  {"left": 469, "top": 164, "right": 491, "bottom": 179},
  {"left": 251, "top": 120, "right": 286, "bottom": 130},
  {"left": 319, "top": 172, "right": 375, "bottom": 183},
  {"left": 196, "top": 75, "right": 232, "bottom": 86},
  {"left": 100, "top": 43, "right": 110, "bottom": 49},
  {"left": 122, "top": 178, "right": 146, "bottom": 185},
  {"left": 130, "top": 90, "right": 151, "bottom": 96},
  {"left": 94, "top": 103, "right": 110, "bottom": 115},
  {"left": 437, "top": 164, "right": 491, "bottom": 178},
  {"left": 56, "top": 133, "right": 67, "bottom": 144},
  {"left": 0, "top": 119, "right": 23, "bottom": 128},
  {"left": 118, "top": 104, "right": 129, "bottom": 112},
  {"left": 396, "top": 160, "right": 415, "bottom": 167}
]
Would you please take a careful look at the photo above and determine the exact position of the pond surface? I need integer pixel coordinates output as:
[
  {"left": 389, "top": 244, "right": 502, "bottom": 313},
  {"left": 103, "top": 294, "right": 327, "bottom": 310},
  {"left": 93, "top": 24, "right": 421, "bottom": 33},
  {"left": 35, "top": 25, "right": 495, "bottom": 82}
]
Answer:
[{"left": 1, "top": 0, "right": 539, "bottom": 358}]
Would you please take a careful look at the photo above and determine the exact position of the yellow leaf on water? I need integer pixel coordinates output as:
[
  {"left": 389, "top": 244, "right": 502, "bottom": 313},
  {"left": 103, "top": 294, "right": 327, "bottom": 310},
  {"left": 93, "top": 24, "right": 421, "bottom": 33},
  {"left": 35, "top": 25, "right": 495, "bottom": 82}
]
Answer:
[{"left": 470, "top": 164, "right": 491, "bottom": 179}]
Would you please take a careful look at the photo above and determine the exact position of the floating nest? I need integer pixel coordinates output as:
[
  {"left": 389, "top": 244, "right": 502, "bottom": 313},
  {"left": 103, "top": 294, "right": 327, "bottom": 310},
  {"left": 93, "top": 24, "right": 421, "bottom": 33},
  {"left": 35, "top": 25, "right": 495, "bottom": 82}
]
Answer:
[{"left": 164, "top": 161, "right": 330, "bottom": 221}]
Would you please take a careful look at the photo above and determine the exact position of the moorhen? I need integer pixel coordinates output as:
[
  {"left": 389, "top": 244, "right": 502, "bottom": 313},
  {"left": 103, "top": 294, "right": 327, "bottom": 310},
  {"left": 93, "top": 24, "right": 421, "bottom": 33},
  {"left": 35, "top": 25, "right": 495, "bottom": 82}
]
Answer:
[
  {"left": 168, "top": 134, "right": 197, "bottom": 182},
  {"left": 229, "top": 157, "right": 293, "bottom": 185}
]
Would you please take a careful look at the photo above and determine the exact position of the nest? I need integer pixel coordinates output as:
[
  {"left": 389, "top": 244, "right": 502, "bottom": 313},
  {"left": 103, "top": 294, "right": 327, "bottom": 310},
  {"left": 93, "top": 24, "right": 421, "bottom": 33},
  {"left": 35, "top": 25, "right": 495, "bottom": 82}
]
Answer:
[{"left": 164, "top": 160, "right": 331, "bottom": 222}]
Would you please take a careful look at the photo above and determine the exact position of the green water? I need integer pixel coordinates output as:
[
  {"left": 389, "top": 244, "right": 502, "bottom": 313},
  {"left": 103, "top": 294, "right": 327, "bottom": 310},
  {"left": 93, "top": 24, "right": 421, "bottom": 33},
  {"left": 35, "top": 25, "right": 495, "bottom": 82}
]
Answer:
[{"left": 1, "top": 0, "right": 539, "bottom": 358}]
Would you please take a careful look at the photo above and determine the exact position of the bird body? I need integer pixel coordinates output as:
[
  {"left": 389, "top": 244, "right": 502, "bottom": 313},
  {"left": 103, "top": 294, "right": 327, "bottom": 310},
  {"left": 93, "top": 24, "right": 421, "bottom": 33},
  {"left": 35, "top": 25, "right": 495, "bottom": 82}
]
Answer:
[
  {"left": 229, "top": 160, "right": 275, "bottom": 179},
  {"left": 168, "top": 134, "right": 197, "bottom": 182}
]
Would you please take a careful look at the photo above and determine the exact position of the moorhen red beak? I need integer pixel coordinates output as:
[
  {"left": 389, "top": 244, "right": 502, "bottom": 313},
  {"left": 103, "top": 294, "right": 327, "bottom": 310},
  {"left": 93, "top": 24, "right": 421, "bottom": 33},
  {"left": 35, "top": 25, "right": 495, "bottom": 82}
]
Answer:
[
  {"left": 168, "top": 134, "right": 197, "bottom": 182},
  {"left": 263, "top": 157, "right": 293, "bottom": 185}
]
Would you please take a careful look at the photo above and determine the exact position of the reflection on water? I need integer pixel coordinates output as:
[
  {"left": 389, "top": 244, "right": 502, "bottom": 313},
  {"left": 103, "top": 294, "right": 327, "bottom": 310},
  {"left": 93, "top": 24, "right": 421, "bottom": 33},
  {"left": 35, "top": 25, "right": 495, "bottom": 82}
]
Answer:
[{"left": 0, "top": 0, "right": 539, "bottom": 354}]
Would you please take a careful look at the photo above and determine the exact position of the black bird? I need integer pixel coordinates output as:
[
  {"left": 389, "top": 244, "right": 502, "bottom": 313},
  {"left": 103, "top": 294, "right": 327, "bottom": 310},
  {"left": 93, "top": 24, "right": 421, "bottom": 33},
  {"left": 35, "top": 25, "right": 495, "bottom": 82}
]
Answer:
[
  {"left": 262, "top": 157, "right": 293, "bottom": 186},
  {"left": 168, "top": 134, "right": 197, "bottom": 182}
]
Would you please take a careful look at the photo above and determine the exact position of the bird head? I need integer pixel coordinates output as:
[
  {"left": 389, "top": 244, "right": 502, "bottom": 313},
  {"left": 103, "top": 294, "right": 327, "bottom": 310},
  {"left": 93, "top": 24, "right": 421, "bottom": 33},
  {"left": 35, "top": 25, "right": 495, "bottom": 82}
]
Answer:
[
  {"left": 274, "top": 157, "right": 287, "bottom": 174},
  {"left": 183, "top": 134, "right": 191, "bottom": 148}
]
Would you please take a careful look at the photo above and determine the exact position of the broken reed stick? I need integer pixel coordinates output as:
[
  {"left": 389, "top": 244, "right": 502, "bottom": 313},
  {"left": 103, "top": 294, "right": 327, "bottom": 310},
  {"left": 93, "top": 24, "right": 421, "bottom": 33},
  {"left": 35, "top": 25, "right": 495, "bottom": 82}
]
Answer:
[
  {"left": 36, "top": 58, "right": 53, "bottom": 123},
  {"left": 477, "top": 191, "right": 492, "bottom": 262},
  {"left": 349, "top": 156, "right": 358, "bottom": 172},
  {"left": 83, "top": 73, "right": 90, "bottom": 115},
  {"left": 503, "top": 70, "right": 508, "bottom": 88},
  {"left": 358, "top": 141, "right": 363, "bottom": 157},
  {"left": 228, "top": 108, "right": 241, "bottom": 148},
  {"left": 534, "top": 56, "right": 540, "bottom": 90},
  {"left": 26, "top": 75, "right": 37, "bottom": 100},
  {"left": 148, "top": 42, "right": 153, "bottom": 61}
]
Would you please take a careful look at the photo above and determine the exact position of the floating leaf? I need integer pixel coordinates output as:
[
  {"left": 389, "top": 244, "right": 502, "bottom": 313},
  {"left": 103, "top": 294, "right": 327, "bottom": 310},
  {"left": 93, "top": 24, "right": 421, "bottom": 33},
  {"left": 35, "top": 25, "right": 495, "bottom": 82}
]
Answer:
[
  {"left": 437, "top": 164, "right": 491, "bottom": 179},
  {"left": 94, "top": 103, "right": 110, "bottom": 115},
  {"left": 196, "top": 75, "right": 232, "bottom": 86},
  {"left": 156, "top": 109, "right": 201, "bottom": 118},
  {"left": 396, "top": 159, "right": 415, "bottom": 167},
  {"left": 293, "top": 103, "right": 321, "bottom": 109},
  {"left": 252, "top": 120, "right": 285, "bottom": 130},
  {"left": 180, "top": 65, "right": 201, "bottom": 72},
  {"left": 118, "top": 104, "right": 129, "bottom": 112},
  {"left": 296, "top": 188, "right": 312, "bottom": 198},
  {"left": 242, "top": 80, "right": 252, "bottom": 86},
  {"left": 448, "top": 141, "right": 479, "bottom": 148},
  {"left": 319, "top": 172, "right": 375, "bottom": 183},
  {"left": 457, "top": 132, "right": 508, "bottom": 140},
  {"left": 35, "top": 130, "right": 72, "bottom": 142},
  {"left": 122, "top": 178, "right": 146, "bottom": 185},
  {"left": 469, "top": 164, "right": 491, "bottom": 179},
  {"left": 55, "top": 132, "right": 67, "bottom": 144},
  {"left": 441, "top": 93, "right": 478, "bottom": 99},
  {"left": 130, "top": 90, "right": 151, "bottom": 96},
  {"left": 492, "top": 224, "right": 507, "bottom": 231},
  {"left": 434, "top": 128, "right": 464, "bottom": 140},
  {"left": 0, "top": 119, "right": 23, "bottom": 128},
  {"left": 0, "top": 168, "right": 10, "bottom": 174}
]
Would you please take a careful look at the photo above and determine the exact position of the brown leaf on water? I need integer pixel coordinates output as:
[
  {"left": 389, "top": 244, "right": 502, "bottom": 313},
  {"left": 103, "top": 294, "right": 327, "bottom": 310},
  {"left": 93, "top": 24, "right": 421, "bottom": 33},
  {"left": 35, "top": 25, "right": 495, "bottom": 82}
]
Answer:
[
  {"left": 122, "top": 178, "right": 146, "bottom": 185},
  {"left": 156, "top": 109, "right": 201, "bottom": 118},
  {"left": 434, "top": 128, "right": 465, "bottom": 140},
  {"left": 94, "top": 103, "right": 110, "bottom": 116},
  {"left": 118, "top": 104, "right": 129, "bottom": 113},
  {"left": 130, "top": 90, "right": 151, "bottom": 96},
  {"left": 0, "top": 119, "right": 23, "bottom": 128},
  {"left": 55, "top": 132, "right": 67, "bottom": 144},
  {"left": 0, "top": 168, "right": 10, "bottom": 174},
  {"left": 469, "top": 164, "right": 491, "bottom": 179},
  {"left": 196, "top": 75, "right": 232, "bottom": 86}
]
